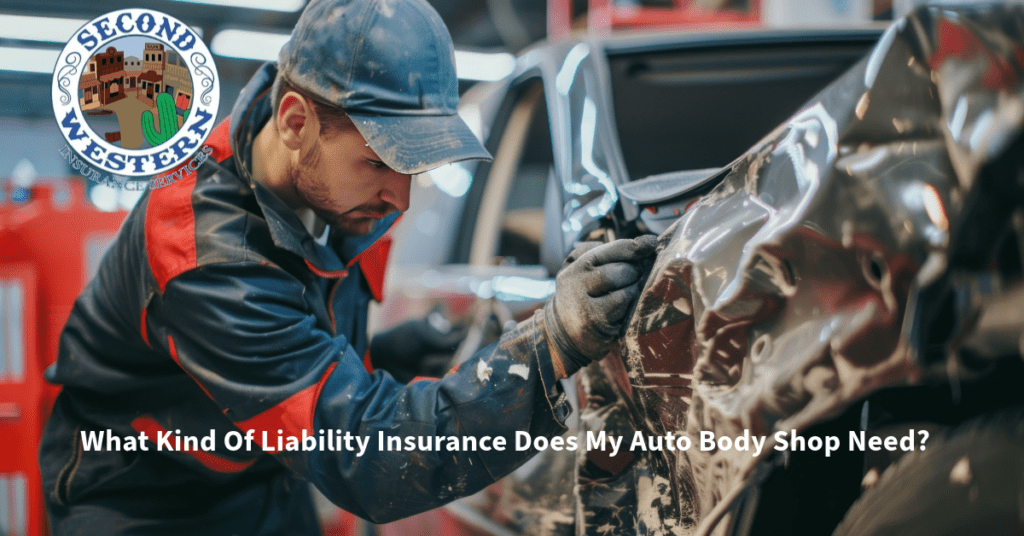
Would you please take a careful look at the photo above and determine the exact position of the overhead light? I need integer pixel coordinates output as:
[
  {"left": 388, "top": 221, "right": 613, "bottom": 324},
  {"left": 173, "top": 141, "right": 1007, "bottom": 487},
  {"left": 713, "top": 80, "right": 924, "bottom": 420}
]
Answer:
[
  {"left": 169, "top": 0, "right": 305, "bottom": 12},
  {"left": 0, "top": 46, "right": 60, "bottom": 74},
  {"left": 454, "top": 50, "right": 515, "bottom": 82},
  {"left": 211, "top": 29, "right": 515, "bottom": 82},
  {"left": 0, "top": 14, "right": 89, "bottom": 43},
  {"left": 211, "top": 29, "right": 290, "bottom": 61}
]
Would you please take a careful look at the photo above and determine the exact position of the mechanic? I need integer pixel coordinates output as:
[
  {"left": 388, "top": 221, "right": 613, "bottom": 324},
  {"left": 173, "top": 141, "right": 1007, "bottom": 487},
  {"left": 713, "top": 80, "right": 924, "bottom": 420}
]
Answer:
[{"left": 38, "top": 0, "right": 657, "bottom": 533}]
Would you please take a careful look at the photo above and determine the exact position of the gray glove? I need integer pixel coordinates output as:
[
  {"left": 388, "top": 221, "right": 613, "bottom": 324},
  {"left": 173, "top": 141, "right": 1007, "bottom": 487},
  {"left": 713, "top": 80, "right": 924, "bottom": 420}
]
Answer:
[{"left": 544, "top": 235, "right": 658, "bottom": 374}]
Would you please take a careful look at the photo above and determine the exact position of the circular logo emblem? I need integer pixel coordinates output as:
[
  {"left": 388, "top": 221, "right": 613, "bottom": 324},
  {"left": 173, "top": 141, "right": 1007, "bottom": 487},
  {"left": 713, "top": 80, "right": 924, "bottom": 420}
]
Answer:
[{"left": 52, "top": 9, "right": 220, "bottom": 178}]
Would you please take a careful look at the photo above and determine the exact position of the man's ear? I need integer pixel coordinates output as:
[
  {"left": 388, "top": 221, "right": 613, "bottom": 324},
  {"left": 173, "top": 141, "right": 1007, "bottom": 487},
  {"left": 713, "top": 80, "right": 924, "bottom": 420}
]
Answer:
[{"left": 276, "top": 91, "right": 320, "bottom": 151}]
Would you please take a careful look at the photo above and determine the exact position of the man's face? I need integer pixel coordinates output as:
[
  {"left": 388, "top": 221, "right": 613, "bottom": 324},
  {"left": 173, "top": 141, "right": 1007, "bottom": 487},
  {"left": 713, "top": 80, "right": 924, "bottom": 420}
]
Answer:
[{"left": 288, "top": 127, "right": 411, "bottom": 236}]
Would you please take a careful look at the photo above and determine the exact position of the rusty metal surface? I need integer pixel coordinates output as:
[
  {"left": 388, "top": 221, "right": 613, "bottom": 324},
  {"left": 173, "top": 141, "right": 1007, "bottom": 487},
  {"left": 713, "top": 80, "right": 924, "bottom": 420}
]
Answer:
[{"left": 599, "top": 4, "right": 1024, "bottom": 535}]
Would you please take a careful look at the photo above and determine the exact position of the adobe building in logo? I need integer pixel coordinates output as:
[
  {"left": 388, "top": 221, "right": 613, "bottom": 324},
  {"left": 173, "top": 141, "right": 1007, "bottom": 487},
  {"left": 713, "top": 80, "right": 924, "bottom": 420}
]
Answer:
[{"left": 52, "top": 9, "right": 219, "bottom": 181}]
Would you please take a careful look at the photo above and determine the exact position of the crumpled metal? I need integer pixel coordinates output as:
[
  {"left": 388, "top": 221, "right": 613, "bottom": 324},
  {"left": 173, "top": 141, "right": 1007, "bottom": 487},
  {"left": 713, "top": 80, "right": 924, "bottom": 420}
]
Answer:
[{"left": 598, "top": 3, "right": 1024, "bottom": 535}]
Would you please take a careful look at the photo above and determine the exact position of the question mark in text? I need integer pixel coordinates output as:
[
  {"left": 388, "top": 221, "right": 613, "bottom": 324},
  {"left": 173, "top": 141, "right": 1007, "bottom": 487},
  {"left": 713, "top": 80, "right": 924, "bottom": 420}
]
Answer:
[{"left": 918, "top": 430, "right": 929, "bottom": 450}]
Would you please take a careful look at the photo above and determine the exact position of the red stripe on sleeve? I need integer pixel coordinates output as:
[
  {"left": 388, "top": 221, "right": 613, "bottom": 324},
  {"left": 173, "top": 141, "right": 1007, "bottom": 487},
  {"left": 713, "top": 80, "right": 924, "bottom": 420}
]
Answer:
[
  {"left": 235, "top": 362, "right": 338, "bottom": 450},
  {"left": 146, "top": 173, "right": 198, "bottom": 292},
  {"left": 145, "top": 119, "right": 232, "bottom": 292},
  {"left": 140, "top": 308, "right": 150, "bottom": 347},
  {"left": 204, "top": 118, "right": 234, "bottom": 163}
]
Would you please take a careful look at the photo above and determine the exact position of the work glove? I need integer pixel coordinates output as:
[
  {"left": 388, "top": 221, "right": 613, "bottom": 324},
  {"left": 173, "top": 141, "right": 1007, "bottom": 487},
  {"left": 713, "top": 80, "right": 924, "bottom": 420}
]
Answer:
[
  {"left": 370, "top": 313, "right": 466, "bottom": 383},
  {"left": 543, "top": 235, "right": 658, "bottom": 377}
]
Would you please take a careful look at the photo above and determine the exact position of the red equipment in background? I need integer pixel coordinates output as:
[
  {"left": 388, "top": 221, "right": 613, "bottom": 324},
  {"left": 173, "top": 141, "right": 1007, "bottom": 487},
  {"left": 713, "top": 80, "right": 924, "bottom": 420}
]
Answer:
[
  {"left": 0, "top": 180, "right": 364, "bottom": 536},
  {"left": 0, "top": 180, "right": 128, "bottom": 536},
  {"left": 548, "top": 0, "right": 762, "bottom": 39}
]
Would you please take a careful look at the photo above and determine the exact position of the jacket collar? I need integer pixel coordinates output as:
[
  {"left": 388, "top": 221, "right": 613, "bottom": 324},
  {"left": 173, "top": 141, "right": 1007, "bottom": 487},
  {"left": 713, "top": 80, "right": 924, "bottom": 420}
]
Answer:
[{"left": 228, "top": 62, "right": 400, "bottom": 274}]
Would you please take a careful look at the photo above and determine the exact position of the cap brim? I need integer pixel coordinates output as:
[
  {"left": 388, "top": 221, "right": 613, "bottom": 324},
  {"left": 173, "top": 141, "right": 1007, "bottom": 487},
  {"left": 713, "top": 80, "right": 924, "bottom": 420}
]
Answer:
[{"left": 348, "top": 112, "right": 492, "bottom": 175}]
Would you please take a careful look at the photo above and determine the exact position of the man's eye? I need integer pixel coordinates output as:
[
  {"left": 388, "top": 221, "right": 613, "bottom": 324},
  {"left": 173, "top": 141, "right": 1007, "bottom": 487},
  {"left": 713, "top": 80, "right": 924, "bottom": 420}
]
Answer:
[{"left": 368, "top": 159, "right": 387, "bottom": 169}]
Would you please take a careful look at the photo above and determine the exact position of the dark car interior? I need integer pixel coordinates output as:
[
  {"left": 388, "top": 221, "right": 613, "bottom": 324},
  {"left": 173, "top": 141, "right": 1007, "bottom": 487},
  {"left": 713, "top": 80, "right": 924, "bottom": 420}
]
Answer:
[{"left": 609, "top": 35, "right": 880, "bottom": 179}]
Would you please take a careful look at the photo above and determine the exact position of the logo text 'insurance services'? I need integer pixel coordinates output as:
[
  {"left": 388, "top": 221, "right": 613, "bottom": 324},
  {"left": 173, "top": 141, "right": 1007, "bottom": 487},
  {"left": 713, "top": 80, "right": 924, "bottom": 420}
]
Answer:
[{"left": 52, "top": 9, "right": 220, "bottom": 184}]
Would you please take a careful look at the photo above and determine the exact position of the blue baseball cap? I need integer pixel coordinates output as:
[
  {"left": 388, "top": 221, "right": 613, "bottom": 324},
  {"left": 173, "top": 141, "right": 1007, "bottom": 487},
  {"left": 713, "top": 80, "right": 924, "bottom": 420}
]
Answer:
[{"left": 278, "top": 0, "right": 492, "bottom": 175}]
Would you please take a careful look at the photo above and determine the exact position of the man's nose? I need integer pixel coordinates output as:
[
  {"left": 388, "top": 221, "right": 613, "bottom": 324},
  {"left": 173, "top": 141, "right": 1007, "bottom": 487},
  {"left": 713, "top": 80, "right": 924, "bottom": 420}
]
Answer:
[{"left": 380, "top": 170, "right": 411, "bottom": 212}]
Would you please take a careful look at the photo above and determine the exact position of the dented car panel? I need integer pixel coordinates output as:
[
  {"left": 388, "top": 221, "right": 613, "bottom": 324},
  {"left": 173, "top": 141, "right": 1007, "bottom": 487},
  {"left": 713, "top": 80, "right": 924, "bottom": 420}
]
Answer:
[
  {"left": 611, "top": 4, "right": 1024, "bottom": 534},
  {"left": 377, "top": 6, "right": 1022, "bottom": 534},
  {"left": 382, "top": 24, "right": 884, "bottom": 536}
]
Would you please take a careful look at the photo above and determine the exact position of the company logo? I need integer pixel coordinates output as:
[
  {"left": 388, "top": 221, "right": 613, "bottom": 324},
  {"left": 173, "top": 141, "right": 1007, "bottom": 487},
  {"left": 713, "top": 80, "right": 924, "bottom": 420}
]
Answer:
[{"left": 52, "top": 9, "right": 219, "bottom": 181}]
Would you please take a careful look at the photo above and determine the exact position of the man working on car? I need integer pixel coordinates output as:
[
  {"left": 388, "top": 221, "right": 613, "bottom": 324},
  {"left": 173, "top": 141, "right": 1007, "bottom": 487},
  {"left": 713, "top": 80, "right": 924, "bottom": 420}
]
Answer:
[{"left": 39, "top": 0, "right": 656, "bottom": 533}]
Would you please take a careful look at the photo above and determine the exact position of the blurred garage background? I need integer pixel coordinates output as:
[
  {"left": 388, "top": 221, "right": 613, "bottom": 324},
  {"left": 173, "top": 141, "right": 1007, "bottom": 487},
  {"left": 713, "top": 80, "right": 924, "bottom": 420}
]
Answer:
[
  {"left": 0, "top": 0, "right": 909, "bottom": 534},
  {"left": 0, "top": 0, "right": 903, "bottom": 194}
]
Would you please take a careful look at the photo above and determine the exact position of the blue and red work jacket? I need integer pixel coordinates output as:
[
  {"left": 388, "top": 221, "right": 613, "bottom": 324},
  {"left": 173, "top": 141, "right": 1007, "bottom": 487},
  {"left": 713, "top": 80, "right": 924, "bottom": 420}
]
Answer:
[{"left": 39, "top": 63, "right": 572, "bottom": 535}]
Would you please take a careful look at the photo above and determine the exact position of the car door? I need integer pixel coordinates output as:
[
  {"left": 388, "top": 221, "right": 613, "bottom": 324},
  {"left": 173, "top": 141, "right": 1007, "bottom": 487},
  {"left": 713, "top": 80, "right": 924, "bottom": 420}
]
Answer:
[{"left": 376, "top": 71, "right": 561, "bottom": 355}]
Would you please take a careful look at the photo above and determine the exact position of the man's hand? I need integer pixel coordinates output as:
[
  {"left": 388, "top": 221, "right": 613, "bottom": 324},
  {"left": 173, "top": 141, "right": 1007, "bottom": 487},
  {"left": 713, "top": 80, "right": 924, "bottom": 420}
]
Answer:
[
  {"left": 544, "top": 235, "right": 659, "bottom": 376},
  {"left": 370, "top": 313, "right": 466, "bottom": 383}
]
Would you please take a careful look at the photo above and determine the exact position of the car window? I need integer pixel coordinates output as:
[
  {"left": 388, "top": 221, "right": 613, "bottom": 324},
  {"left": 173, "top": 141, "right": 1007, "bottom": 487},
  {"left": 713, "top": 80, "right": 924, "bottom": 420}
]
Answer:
[
  {"left": 608, "top": 38, "right": 875, "bottom": 178},
  {"left": 496, "top": 88, "right": 553, "bottom": 267},
  {"left": 467, "top": 80, "right": 555, "bottom": 269}
]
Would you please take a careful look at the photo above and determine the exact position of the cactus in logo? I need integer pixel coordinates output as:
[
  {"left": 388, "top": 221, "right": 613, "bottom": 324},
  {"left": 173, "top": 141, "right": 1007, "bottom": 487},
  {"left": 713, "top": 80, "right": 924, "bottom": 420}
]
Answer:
[{"left": 142, "top": 93, "right": 187, "bottom": 146}]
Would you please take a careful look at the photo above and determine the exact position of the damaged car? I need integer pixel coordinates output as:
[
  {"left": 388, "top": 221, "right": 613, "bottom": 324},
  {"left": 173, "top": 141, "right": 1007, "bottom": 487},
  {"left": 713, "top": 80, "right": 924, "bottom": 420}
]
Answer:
[
  {"left": 613, "top": 3, "right": 1024, "bottom": 534},
  {"left": 371, "top": 3, "right": 1024, "bottom": 535}
]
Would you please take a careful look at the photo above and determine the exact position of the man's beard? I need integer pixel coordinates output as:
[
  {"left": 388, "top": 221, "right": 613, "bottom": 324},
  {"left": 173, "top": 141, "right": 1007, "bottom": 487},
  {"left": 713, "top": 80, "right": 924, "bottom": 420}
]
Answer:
[{"left": 287, "top": 142, "right": 394, "bottom": 237}]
